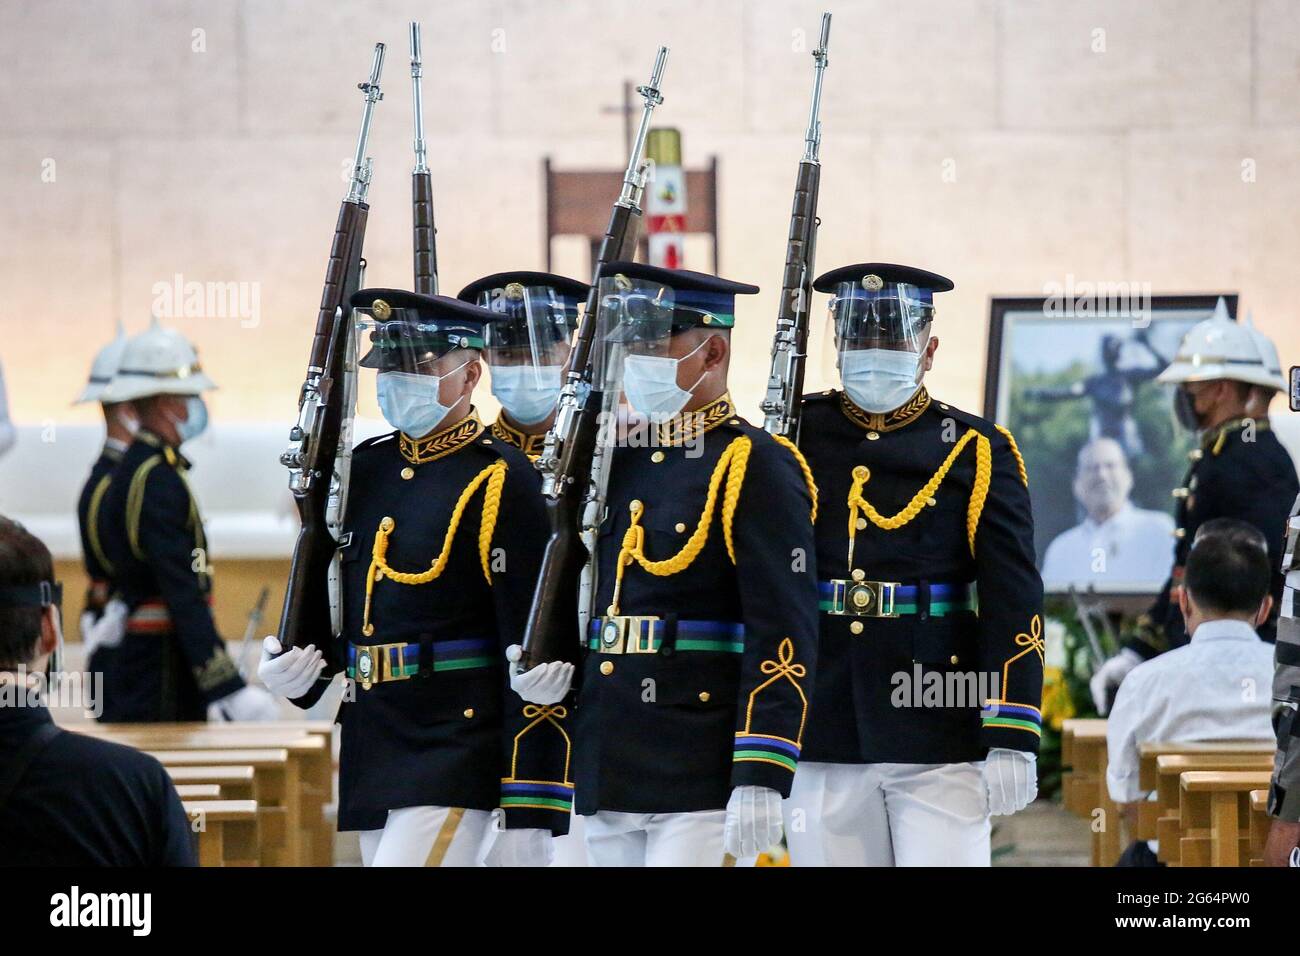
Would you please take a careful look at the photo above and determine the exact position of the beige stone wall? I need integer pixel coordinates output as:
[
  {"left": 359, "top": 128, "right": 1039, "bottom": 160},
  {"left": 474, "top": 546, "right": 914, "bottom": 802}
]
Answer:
[{"left": 2, "top": 0, "right": 1297, "bottom": 430}]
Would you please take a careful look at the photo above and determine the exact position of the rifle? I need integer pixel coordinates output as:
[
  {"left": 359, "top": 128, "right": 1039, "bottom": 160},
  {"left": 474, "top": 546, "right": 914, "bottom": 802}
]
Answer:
[
  {"left": 761, "top": 12, "right": 830, "bottom": 441},
  {"left": 520, "top": 47, "right": 670, "bottom": 667},
  {"left": 409, "top": 22, "right": 437, "bottom": 294},
  {"left": 237, "top": 586, "right": 271, "bottom": 678},
  {"left": 278, "top": 43, "right": 385, "bottom": 650}
]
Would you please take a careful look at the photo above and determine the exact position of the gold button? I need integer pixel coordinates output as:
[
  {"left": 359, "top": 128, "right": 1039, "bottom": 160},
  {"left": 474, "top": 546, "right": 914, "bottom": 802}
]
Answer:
[
  {"left": 867, "top": 431, "right": 880, "bottom": 441},
  {"left": 939, "top": 403, "right": 950, "bottom": 410},
  {"left": 651, "top": 451, "right": 665, "bottom": 463},
  {"left": 401, "top": 466, "right": 415, "bottom": 480},
  {"left": 629, "top": 499, "right": 643, "bottom": 513},
  {"left": 849, "top": 621, "right": 864, "bottom": 635},
  {"left": 1171, "top": 487, "right": 1189, "bottom": 499},
  {"left": 463, "top": 708, "right": 475, "bottom": 719},
  {"left": 362, "top": 624, "right": 374, "bottom": 636},
  {"left": 852, "top": 465, "right": 870, "bottom": 481},
  {"left": 675, "top": 522, "right": 687, "bottom": 533},
  {"left": 698, "top": 691, "right": 711, "bottom": 703},
  {"left": 851, "top": 589, "right": 872, "bottom": 609},
  {"left": 381, "top": 516, "right": 395, "bottom": 531},
  {"left": 600, "top": 660, "right": 614, "bottom": 676},
  {"left": 950, "top": 655, "right": 959, "bottom": 665},
  {"left": 855, "top": 517, "right": 867, "bottom": 530},
  {"left": 926, "top": 497, "right": 937, "bottom": 507},
  {"left": 482, "top": 438, "right": 492, "bottom": 444},
  {"left": 851, "top": 568, "right": 865, "bottom": 582},
  {"left": 373, "top": 569, "right": 384, "bottom": 582},
  {"left": 1173, "top": 528, "right": 1186, "bottom": 539},
  {"left": 703, "top": 314, "right": 713, "bottom": 324},
  {"left": 730, "top": 419, "right": 740, "bottom": 425}
]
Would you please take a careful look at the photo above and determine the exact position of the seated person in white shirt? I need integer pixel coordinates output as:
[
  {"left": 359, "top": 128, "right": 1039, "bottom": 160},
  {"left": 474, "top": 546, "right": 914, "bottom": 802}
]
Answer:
[
  {"left": 1105, "top": 518, "right": 1276, "bottom": 865},
  {"left": 1041, "top": 437, "right": 1174, "bottom": 591}
]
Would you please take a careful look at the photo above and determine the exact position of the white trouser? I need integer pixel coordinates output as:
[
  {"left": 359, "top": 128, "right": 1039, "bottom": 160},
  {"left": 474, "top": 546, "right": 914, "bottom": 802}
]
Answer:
[
  {"left": 549, "top": 808, "right": 589, "bottom": 867},
  {"left": 583, "top": 809, "right": 727, "bottom": 866},
  {"left": 358, "top": 806, "right": 494, "bottom": 867},
  {"left": 784, "top": 761, "right": 991, "bottom": 866}
]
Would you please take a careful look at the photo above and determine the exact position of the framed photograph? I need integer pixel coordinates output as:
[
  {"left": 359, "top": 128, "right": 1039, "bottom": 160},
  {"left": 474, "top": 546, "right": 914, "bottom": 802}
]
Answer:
[{"left": 983, "top": 293, "right": 1237, "bottom": 596}]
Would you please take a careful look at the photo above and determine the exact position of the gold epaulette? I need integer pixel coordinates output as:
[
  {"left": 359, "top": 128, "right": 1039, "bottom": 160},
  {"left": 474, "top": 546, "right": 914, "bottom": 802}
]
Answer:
[{"left": 994, "top": 423, "right": 1029, "bottom": 487}]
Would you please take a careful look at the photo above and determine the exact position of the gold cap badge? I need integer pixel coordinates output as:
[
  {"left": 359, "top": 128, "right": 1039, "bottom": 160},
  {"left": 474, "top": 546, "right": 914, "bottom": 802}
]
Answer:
[
  {"left": 863, "top": 274, "right": 884, "bottom": 292},
  {"left": 372, "top": 299, "right": 392, "bottom": 320}
]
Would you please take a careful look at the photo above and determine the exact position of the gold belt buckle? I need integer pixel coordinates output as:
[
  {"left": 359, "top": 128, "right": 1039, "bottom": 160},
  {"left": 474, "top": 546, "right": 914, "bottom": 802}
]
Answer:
[
  {"left": 353, "top": 642, "right": 411, "bottom": 690},
  {"left": 826, "top": 579, "right": 900, "bottom": 619},
  {"left": 597, "top": 616, "right": 662, "bottom": 654}
]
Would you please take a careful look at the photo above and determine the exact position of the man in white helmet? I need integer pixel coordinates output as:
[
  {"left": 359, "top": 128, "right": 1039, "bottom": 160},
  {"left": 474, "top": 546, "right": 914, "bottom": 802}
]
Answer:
[
  {"left": 72, "top": 323, "right": 138, "bottom": 673},
  {"left": 1091, "top": 300, "right": 1299, "bottom": 713},
  {"left": 94, "top": 319, "right": 277, "bottom": 722}
]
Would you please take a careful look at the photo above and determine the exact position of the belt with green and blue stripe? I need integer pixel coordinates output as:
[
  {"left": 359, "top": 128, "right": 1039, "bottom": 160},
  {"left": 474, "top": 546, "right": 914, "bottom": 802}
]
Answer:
[
  {"left": 347, "top": 637, "right": 496, "bottom": 690},
  {"left": 587, "top": 616, "right": 746, "bottom": 655},
  {"left": 819, "top": 579, "right": 977, "bottom": 618}
]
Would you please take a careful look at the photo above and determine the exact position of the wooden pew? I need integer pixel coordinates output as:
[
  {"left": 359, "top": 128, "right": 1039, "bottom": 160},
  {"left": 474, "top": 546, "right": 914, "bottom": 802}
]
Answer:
[
  {"left": 1144, "top": 753, "right": 1273, "bottom": 844},
  {"left": 1060, "top": 719, "right": 1121, "bottom": 865},
  {"left": 166, "top": 764, "right": 257, "bottom": 802},
  {"left": 184, "top": 799, "right": 260, "bottom": 867},
  {"left": 89, "top": 728, "right": 328, "bottom": 866},
  {"left": 1176, "top": 771, "right": 1273, "bottom": 867},
  {"left": 1248, "top": 790, "right": 1270, "bottom": 866},
  {"left": 174, "top": 784, "right": 222, "bottom": 799},
  {"left": 151, "top": 749, "right": 292, "bottom": 866},
  {"left": 1137, "top": 740, "right": 1274, "bottom": 791}
]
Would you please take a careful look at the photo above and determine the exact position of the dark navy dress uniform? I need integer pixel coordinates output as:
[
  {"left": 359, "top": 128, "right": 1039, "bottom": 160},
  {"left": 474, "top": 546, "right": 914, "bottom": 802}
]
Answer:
[
  {"left": 0, "top": 700, "right": 195, "bottom": 866},
  {"left": 289, "top": 289, "right": 572, "bottom": 836},
  {"left": 577, "top": 396, "right": 820, "bottom": 812},
  {"left": 797, "top": 386, "right": 1045, "bottom": 764},
  {"left": 96, "top": 431, "right": 244, "bottom": 722},
  {"left": 1128, "top": 417, "right": 1299, "bottom": 658},
  {"left": 574, "top": 264, "right": 820, "bottom": 817},
  {"left": 76, "top": 440, "right": 125, "bottom": 617}
]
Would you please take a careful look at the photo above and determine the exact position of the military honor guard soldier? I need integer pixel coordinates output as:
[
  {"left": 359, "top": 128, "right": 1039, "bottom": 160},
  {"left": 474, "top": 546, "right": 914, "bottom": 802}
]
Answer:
[
  {"left": 94, "top": 320, "right": 278, "bottom": 724},
  {"left": 511, "top": 263, "right": 821, "bottom": 865},
  {"left": 72, "top": 323, "right": 137, "bottom": 674},
  {"left": 259, "top": 290, "right": 573, "bottom": 866},
  {"left": 786, "top": 263, "right": 1044, "bottom": 866},
  {"left": 456, "top": 271, "right": 588, "bottom": 461},
  {"left": 1091, "top": 303, "right": 1299, "bottom": 711}
]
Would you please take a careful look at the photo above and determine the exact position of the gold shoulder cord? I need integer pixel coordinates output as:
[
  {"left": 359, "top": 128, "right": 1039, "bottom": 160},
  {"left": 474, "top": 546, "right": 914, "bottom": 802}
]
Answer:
[
  {"left": 994, "top": 424, "right": 1028, "bottom": 487},
  {"left": 86, "top": 473, "right": 116, "bottom": 575},
  {"left": 362, "top": 459, "right": 507, "bottom": 636},
  {"left": 770, "top": 433, "right": 818, "bottom": 523},
  {"left": 126, "top": 456, "right": 164, "bottom": 561},
  {"left": 845, "top": 427, "right": 991, "bottom": 568},
  {"left": 608, "top": 435, "right": 752, "bottom": 616}
]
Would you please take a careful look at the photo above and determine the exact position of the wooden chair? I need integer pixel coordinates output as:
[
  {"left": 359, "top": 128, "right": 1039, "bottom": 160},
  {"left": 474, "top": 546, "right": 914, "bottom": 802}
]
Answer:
[
  {"left": 1143, "top": 753, "right": 1273, "bottom": 844},
  {"left": 183, "top": 799, "right": 260, "bottom": 867},
  {"left": 152, "top": 749, "right": 293, "bottom": 866},
  {"left": 1061, "top": 719, "right": 1121, "bottom": 865},
  {"left": 166, "top": 764, "right": 257, "bottom": 802},
  {"left": 1175, "top": 771, "right": 1273, "bottom": 866},
  {"left": 174, "top": 784, "right": 222, "bottom": 800}
]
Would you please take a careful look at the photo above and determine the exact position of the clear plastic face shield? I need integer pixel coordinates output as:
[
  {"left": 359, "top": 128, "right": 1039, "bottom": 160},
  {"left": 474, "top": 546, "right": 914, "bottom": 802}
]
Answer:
[
  {"left": 594, "top": 275, "right": 675, "bottom": 430},
  {"left": 826, "top": 279, "right": 935, "bottom": 412},
  {"left": 478, "top": 284, "right": 575, "bottom": 379}
]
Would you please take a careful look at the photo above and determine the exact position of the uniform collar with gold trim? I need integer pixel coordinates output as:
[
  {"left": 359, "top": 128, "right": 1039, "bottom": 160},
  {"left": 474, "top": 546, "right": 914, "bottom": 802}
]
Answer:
[
  {"left": 839, "top": 387, "right": 931, "bottom": 434},
  {"left": 399, "top": 410, "right": 483, "bottom": 465},
  {"left": 655, "top": 393, "right": 736, "bottom": 447},
  {"left": 490, "top": 416, "right": 547, "bottom": 459},
  {"left": 1200, "top": 416, "right": 1270, "bottom": 456}
]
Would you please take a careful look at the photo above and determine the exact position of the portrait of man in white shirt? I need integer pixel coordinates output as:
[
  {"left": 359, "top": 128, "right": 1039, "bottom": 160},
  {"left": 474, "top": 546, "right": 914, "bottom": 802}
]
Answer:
[{"left": 1041, "top": 437, "right": 1175, "bottom": 591}]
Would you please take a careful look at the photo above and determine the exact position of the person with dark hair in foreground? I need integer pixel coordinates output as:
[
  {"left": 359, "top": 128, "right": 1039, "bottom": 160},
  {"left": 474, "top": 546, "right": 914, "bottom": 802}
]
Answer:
[
  {"left": 0, "top": 516, "right": 195, "bottom": 866},
  {"left": 1105, "top": 518, "right": 1277, "bottom": 866}
]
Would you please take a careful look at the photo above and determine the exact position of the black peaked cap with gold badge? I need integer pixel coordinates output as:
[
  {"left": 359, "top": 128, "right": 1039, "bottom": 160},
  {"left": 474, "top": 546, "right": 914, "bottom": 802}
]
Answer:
[{"left": 597, "top": 260, "right": 759, "bottom": 333}]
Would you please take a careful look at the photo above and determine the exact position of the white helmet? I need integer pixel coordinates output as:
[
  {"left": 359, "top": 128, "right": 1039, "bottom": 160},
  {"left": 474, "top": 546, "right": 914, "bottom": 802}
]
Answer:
[
  {"left": 102, "top": 317, "right": 217, "bottom": 403},
  {"left": 74, "top": 321, "right": 129, "bottom": 404},
  {"left": 1243, "top": 311, "right": 1286, "bottom": 392},
  {"left": 1156, "top": 297, "right": 1285, "bottom": 391}
]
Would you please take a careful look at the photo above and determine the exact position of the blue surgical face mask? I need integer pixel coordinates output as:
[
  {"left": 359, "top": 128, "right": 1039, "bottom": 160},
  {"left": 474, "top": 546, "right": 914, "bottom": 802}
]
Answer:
[
  {"left": 840, "top": 348, "right": 923, "bottom": 413},
  {"left": 376, "top": 362, "right": 471, "bottom": 438},
  {"left": 175, "top": 396, "right": 208, "bottom": 443},
  {"left": 622, "top": 337, "right": 709, "bottom": 423},
  {"left": 490, "top": 364, "right": 563, "bottom": 426}
]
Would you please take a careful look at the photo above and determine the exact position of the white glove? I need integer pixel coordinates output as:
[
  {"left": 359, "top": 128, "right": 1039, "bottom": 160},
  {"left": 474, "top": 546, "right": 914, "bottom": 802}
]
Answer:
[
  {"left": 483, "top": 827, "right": 554, "bottom": 867},
  {"left": 722, "top": 785, "right": 784, "bottom": 858},
  {"left": 208, "top": 685, "right": 280, "bottom": 722},
  {"left": 257, "top": 636, "right": 325, "bottom": 700},
  {"left": 1089, "top": 647, "right": 1143, "bottom": 715},
  {"left": 984, "top": 748, "right": 1037, "bottom": 816},
  {"left": 81, "top": 598, "right": 128, "bottom": 656},
  {"left": 506, "top": 644, "right": 573, "bottom": 705}
]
